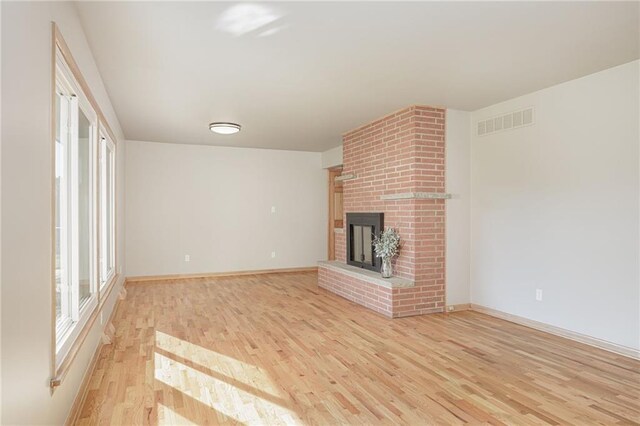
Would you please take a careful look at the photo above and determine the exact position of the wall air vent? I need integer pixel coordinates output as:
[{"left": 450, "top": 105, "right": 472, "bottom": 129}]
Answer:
[
  {"left": 476, "top": 106, "right": 535, "bottom": 137},
  {"left": 477, "top": 121, "right": 486, "bottom": 136}
]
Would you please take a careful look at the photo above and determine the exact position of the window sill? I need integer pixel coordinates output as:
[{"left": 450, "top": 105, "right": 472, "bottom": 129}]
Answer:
[
  {"left": 51, "top": 273, "right": 121, "bottom": 390},
  {"left": 100, "top": 272, "right": 118, "bottom": 301}
]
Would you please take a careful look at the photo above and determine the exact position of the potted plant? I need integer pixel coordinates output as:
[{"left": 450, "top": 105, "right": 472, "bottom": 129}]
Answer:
[{"left": 372, "top": 228, "right": 400, "bottom": 278}]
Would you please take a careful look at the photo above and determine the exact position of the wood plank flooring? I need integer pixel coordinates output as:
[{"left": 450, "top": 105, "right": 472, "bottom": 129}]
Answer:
[{"left": 76, "top": 272, "right": 640, "bottom": 425}]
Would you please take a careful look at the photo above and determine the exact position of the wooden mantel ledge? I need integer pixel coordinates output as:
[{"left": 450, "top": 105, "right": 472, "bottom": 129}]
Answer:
[
  {"left": 380, "top": 192, "right": 452, "bottom": 201},
  {"left": 318, "top": 261, "right": 414, "bottom": 289}
]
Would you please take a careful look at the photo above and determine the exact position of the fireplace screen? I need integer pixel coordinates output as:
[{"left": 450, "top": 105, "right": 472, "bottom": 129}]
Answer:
[{"left": 346, "top": 213, "right": 384, "bottom": 271}]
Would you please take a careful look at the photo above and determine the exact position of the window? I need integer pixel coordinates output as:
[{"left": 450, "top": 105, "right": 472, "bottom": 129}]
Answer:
[
  {"left": 52, "top": 24, "right": 119, "bottom": 386},
  {"left": 99, "top": 130, "right": 116, "bottom": 290},
  {"left": 54, "top": 48, "right": 99, "bottom": 366}
]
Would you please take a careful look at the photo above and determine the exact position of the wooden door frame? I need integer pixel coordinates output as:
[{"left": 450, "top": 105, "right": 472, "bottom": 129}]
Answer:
[{"left": 327, "top": 167, "right": 343, "bottom": 260}]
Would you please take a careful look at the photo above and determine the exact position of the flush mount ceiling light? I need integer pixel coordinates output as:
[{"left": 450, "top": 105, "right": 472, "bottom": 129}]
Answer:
[{"left": 209, "top": 122, "right": 241, "bottom": 135}]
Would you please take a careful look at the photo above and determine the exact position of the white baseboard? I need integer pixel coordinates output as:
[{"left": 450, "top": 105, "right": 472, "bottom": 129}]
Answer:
[
  {"left": 445, "top": 303, "right": 471, "bottom": 312},
  {"left": 470, "top": 304, "right": 640, "bottom": 360},
  {"left": 126, "top": 266, "right": 318, "bottom": 283}
]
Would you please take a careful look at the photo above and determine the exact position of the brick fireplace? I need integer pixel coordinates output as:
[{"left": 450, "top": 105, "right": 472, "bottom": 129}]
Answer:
[{"left": 318, "top": 105, "right": 447, "bottom": 318}]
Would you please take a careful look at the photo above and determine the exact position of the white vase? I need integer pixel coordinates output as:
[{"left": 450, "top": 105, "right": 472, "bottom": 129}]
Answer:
[{"left": 381, "top": 257, "right": 393, "bottom": 278}]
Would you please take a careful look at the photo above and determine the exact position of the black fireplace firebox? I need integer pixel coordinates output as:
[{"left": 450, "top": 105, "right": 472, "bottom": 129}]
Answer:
[{"left": 346, "top": 212, "right": 384, "bottom": 271}]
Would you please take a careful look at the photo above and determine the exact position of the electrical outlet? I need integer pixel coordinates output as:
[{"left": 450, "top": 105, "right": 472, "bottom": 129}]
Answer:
[
  {"left": 447, "top": 306, "right": 454, "bottom": 312},
  {"left": 271, "top": 206, "right": 276, "bottom": 213},
  {"left": 536, "top": 289, "right": 543, "bottom": 301},
  {"left": 184, "top": 254, "right": 190, "bottom": 262},
  {"left": 271, "top": 251, "right": 276, "bottom": 258}
]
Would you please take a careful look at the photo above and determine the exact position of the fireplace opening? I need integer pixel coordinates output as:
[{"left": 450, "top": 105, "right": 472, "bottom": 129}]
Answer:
[{"left": 346, "top": 213, "right": 384, "bottom": 271}]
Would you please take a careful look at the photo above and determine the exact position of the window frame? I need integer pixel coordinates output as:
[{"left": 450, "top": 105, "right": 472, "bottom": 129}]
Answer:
[
  {"left": 51, "top": 23, "right": 120, "bottom": 389},
  {"left": 55, "top": 86, "right": 72, "bottom": 340},
  {"left": 54, "top": 48, "right": 100, "bottom": 369},
  {"left": 99, "top": 128, "right": 117, "bottom": 293}
]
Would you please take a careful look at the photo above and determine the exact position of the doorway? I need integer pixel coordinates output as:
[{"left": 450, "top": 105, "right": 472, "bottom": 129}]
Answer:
[{"left": 327, "top": 167, "right": 343, "bottom": 260}]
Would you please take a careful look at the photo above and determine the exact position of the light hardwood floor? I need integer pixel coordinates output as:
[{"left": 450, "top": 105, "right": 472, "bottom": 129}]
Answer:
[{"left": 76, "top": 272, "right": 640, "bottom": 425}]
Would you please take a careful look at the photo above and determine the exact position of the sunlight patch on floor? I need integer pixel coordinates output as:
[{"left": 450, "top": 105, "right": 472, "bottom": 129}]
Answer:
[
  {"left": 154, "top": 351, "right": 301, "bottom": 425},
  {"left": 155, "top": 330, "right": 282, "bottom": 399}
]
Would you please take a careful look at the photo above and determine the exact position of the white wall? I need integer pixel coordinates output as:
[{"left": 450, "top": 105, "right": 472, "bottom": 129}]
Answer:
[
  {"left": 321, "top": 145, "right": 343, "bottom": 169},
  {"left": 471, "top": 60, "right": 639, "bottom": 350},
  {"left": 445, "top": 110, "right": 472, "bottom": 306},
  {"left": 1, "top": 2, "right": 126, "bottom": 424},
  {"left": 0, "top": 2, "right": 3, "bottom": 421},
  {"left": 126, "top": 140, "right": 327, "bottom": 277}
]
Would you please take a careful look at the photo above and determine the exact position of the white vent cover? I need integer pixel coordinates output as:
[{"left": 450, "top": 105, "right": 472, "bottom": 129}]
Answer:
[
  {"left": 477, "top": 121, "right": 486, "bottom": 136},
  {"left": 476, "top": 107, "right": 535, "bottom": 137}
]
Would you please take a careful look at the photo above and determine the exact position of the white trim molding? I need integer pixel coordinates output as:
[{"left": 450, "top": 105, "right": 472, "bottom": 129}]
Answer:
[{"left": 470, "top": 304, "right": 640, "bottom": 360}]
